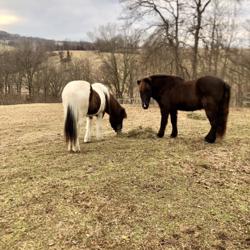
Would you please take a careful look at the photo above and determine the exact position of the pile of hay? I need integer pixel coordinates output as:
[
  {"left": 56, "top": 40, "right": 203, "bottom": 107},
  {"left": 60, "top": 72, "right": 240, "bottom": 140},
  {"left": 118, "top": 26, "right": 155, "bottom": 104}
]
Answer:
[{"left": 121, "top": 126, "right": 156, "bottom": 139}]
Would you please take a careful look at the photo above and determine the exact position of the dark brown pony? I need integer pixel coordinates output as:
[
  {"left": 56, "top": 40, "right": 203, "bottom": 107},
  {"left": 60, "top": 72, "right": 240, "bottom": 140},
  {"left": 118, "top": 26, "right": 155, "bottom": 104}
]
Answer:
[{"left": 137, "top": 75, "right": 231, "bottom": 143}]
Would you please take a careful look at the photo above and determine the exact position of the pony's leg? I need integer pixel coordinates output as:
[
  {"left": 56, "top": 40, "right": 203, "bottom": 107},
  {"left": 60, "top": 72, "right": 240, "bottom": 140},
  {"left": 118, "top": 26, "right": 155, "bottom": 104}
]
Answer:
[
  {"left": 72, "top": 134, "right": 80, "bottom": 153},
  {"left": 72, "top": 141, "right": 77, "bottom": 152},
  {"left": 96, "top": 114, "right": 103, "bottom": 140},
  {"left": 75, "top": 121, "right": 81, "bottom": 152},
  {"left": 170, "top": 110, "right": 178, "bottom": 138},
  {"left": 63, "top": 104, "right": 72, "bottom": 152},
  {"left": 204, "top": 105, "right": 218, "bottom": 143},
  {"left": 68, "top": 141, "right": 72, "bottom": 152},
  {"left": 69, "top": 111, "right": 80, "bottom": 152},
  {"left": 84, "top": 117, "right": 92, "bottom": 143},
  {"left": 157, "top": 108, "right": 169, "bottom": 138}
]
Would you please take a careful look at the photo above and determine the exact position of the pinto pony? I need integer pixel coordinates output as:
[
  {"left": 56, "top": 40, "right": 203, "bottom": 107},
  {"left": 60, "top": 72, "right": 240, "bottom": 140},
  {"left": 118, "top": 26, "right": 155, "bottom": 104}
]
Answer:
[
  {"left": 137, "top": 75, "right": 230, "bottom": 143},
  {"left": 62, "top": 81, "right": 127, "bottom": 152}
]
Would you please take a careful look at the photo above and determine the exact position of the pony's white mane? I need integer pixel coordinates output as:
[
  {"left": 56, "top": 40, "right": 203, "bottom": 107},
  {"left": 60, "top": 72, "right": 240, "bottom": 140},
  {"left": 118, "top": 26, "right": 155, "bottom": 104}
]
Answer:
[{"left": 92, "top": 82, "right": 110, "bottom": 100}]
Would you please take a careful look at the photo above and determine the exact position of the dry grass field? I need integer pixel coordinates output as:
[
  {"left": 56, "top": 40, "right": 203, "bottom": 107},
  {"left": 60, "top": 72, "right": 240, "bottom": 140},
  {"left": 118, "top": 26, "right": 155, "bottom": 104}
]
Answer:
[
  {"left": 0, "top": 104, "right": 249, "bottom": 250},
  {"left": 51, "top": 50, "right": 104, "bottom": 69}
]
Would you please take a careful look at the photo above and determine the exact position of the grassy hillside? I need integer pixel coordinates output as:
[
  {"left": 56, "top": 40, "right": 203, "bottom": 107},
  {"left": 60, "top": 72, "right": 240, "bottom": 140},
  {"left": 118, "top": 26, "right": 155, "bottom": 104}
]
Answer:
[
  {"left": 0, "top": 104, "right": 249, "bottom": 249},
  {"left": 49, "top": 50, "right": 103, "bottom": 69},
  {"left": 0, "top": 43, "right": 13, "bottom": 51}
]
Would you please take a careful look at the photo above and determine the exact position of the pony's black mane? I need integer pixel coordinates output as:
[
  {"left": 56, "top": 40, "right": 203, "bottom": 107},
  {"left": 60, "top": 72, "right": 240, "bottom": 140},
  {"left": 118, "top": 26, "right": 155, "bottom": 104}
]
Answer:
[{"left": 150, "top": 74, "right": 184, "bottom": 84}]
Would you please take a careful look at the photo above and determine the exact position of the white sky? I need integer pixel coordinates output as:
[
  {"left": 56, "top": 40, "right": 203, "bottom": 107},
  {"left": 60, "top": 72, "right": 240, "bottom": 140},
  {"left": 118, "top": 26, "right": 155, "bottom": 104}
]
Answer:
[{"left": 0, "top": 0, "right": 249, "bottom": 41}]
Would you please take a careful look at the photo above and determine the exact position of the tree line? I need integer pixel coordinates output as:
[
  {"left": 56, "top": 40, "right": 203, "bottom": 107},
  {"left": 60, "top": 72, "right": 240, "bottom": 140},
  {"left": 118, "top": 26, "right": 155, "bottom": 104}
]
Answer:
[{"left": 0, "top": 0, "right": 249, "bottom": 106}]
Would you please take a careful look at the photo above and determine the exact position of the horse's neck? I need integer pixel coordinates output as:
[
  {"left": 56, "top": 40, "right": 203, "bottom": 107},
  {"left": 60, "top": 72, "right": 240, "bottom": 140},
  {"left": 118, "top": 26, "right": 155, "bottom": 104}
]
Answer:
[
  {"left": 104, "top": 94, "right": 110, "bottom": 115},
  {"left": 152, "top": 78, "right": 178, "bottom": 99},
  {"left": 107, "top": 94, "right": 120, "bottom": 116}
]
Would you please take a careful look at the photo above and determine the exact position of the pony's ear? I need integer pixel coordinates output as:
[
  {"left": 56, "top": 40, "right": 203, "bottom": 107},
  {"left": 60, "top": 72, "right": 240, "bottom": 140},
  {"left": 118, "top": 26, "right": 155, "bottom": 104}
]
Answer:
[
  {"left": 137, "top": 80, "right": 141, "bottom": 85},
  {"left": 121, "top": 108, "right": 127, "bottom": 119},
  {"left": 144, "top": 77, "right": 152, "bottom": 85}
]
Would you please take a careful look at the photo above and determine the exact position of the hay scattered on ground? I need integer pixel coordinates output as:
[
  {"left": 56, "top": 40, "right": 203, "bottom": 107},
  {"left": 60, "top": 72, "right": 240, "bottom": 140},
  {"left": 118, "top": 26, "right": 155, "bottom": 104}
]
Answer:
[
  {"left": 1, "top": 104, "right": 250, "bottom": 250},
  {"left": 187, "top": 112, "right": 207, "bottom": 120},
  {"left": 121, "top": 126, "right": 156, "bottom": 139}
]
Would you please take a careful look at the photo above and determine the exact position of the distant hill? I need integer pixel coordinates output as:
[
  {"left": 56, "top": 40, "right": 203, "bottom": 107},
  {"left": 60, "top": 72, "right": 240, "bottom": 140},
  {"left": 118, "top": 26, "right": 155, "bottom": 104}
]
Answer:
[
  {"left": 0, "top": 30, "right": 20, "bottom": 40},
  {"left": 0, "top": 30, "right": 95, "bottom": 51}
]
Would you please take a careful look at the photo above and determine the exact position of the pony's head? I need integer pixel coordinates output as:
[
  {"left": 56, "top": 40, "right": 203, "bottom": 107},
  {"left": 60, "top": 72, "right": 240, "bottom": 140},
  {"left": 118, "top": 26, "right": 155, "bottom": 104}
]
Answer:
[
  {"left": 109, "top": 107, "right": 127, "bottom": 134},
  {"left": 137, "top": 77, "right": 152, "bottom": 109},
  {"left": 108, "top": 94, "right": 127, "bottom": 134}
]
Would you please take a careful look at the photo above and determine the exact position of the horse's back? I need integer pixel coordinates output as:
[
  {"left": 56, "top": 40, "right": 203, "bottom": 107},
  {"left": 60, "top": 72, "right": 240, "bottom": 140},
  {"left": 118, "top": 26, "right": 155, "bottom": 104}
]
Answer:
[
  {"left": 62, "top": 80, "right": 91, "bottom": 114},
  {"left": 196, "top": 76, "right": 225, "bottom": 101},
  {"left": 62, "top": 80, "right": 90, "bottom": 97}
]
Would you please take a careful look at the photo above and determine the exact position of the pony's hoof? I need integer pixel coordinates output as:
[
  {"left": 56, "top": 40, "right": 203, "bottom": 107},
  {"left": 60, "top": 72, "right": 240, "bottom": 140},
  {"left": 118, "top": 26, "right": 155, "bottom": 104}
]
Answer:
[
  {"left": 170, "top": 133, "right": 177, "bottom": 138},
  {"left": 157, "top": 132, "right": 164, "bottom": 138},
  {"left": 71, "top": 146, "right": 81, "bottom": 153},
  {"left": 204, "top": 136, "right": 215, "bottom": 143}
]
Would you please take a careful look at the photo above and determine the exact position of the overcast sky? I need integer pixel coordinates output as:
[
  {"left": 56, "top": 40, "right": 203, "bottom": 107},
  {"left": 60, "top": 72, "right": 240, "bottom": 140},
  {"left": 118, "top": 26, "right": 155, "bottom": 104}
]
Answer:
[
  {"left": 0, "top": 0, "right": 122, "bottom": 40},
  {"left": 0, "top": 0, "right": 249, "bottom": 41}
]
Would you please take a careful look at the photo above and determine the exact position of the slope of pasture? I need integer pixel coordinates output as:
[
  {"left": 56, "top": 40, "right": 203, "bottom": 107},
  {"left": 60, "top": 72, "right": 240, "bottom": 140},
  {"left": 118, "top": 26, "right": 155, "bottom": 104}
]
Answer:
[
  {"left": 0, "top": 43, "right": 13, "bottom": 51},
  {"left": 0, "top": 104, "right": 249, "bottom": 250},
  {"left": 50, "top": 50, "right": 104, "bottom": 69}
]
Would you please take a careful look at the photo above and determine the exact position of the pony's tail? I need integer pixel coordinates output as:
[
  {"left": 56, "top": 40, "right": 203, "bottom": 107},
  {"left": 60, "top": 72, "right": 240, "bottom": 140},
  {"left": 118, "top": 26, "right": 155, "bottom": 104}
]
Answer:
[
  {"left": 64, "top": 105, "right": 77, "bottom": 144},
  {"left": 217, "top": 83, "right": 231, "bottom": 138}
]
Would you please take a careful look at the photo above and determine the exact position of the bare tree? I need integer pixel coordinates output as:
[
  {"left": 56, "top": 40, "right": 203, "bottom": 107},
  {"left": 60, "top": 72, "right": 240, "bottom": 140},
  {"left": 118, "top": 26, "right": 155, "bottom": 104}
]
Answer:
[
  {"left": 67, "top": 58, "right": 93, "bottom": 82},
  {"left": 15, "top": 39, "right": 48, "bottom": 98},
  {"left": 121, "top": 0, "right": 187, "bottom": 77},
  {"left": 0, "top": 51, "right": 16, "bottom": 95},
  {"left": 92, "top": 24, "right": 140, "bottom": 99},
  {"left": 189, "top": 0, "right": 211, "bottom": 78}
]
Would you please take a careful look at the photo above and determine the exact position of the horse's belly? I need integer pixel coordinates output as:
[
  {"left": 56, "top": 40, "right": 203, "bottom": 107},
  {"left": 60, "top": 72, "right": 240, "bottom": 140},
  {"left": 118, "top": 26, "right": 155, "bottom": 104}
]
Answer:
[{"left": 176, "top": 102, "right": 202, "bottom": 111}]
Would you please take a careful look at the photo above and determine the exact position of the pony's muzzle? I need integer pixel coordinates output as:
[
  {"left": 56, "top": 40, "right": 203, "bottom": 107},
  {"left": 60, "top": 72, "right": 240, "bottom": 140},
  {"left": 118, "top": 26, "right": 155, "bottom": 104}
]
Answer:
[
  {"left": 142, "top": 103, "right": 149, "bottom": 109},
  {"left": 116, "top": 124, "right": 122, "bottom": 134},
  {"left": 116, "top": 129, "right": 122, "bottom": 135}
]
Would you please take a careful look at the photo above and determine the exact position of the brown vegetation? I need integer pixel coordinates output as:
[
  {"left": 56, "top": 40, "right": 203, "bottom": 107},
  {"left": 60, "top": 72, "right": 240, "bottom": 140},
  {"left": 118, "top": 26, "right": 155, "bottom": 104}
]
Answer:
[
  {"left": 1, "top": 0, "right": 250, "bottom": 106},
  {"left": 0, "top": 104, "right": 249, "bottom": 249}
]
